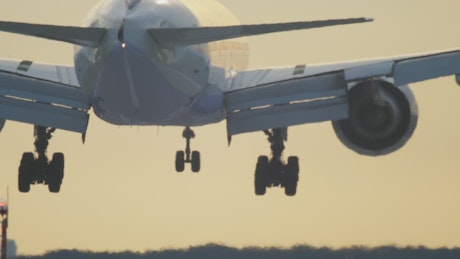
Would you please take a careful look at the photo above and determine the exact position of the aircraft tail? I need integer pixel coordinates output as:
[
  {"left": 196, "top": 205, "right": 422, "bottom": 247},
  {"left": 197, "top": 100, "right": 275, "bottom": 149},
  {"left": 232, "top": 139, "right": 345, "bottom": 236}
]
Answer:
[
  {"left": 149, "top": 17, "right": 373, "bottom": 47},
  {"left": 0, "top": 17, "right": 372, "bottom": 48},
  {"left": 0, "top": 21, "right": 107, "bottom": 47}
]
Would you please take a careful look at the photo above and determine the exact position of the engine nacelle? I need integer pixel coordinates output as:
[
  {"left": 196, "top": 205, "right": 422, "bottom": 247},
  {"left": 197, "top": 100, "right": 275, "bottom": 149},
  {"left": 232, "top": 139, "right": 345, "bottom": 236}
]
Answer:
[{"left": 332, "top": 80, "right": 418, "bottom": 156}]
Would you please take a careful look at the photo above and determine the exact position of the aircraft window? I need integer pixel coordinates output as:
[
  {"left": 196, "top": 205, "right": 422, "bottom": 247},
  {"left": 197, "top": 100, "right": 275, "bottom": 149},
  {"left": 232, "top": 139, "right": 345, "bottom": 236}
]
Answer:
[{"left": 126, "top": 0, "right": 141, "bottom": 10}]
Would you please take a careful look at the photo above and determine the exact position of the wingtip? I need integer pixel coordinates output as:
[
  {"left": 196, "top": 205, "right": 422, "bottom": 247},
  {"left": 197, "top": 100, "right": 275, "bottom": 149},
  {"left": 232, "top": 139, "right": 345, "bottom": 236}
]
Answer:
[{"left": 365, "top": 17, "right": 374, "bottom": 22}]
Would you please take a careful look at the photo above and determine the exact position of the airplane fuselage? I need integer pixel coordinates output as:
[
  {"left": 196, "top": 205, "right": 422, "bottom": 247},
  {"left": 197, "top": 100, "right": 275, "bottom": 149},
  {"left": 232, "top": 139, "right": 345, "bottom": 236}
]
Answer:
[
  {"left": 5, "top": 0, "right": 453, "bottom": 196},
  {"left": 74, "top": 0, "right": 248, "bottom": 127}
]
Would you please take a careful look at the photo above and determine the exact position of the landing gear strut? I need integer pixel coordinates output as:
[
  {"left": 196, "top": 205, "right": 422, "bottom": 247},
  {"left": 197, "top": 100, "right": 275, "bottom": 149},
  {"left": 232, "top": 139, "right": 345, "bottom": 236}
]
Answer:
[
  {"left": 18, "top": 126, "right": 64, "bottom": 193},
  {"left": 175, "top": 127, "right": 201, "bottom": 173},
  {"left": 254, "top": 128, "right": 299, "bottom": 196}
]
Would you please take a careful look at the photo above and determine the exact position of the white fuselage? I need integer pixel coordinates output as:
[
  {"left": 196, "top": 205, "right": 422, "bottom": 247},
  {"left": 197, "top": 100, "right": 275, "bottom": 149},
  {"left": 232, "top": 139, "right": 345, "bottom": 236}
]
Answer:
[{"left": 74, "top": 0, "right": 248, "bottom": 127}]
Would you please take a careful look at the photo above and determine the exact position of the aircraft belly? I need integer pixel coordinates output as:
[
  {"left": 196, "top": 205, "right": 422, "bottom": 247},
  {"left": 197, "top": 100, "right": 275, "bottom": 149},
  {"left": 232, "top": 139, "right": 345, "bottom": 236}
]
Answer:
[
  {"left": 92, "top": 44, "right": 190, "bottom": 125},
  {"left": 91, "top": 44, "right": 225, "bottom": 126}
]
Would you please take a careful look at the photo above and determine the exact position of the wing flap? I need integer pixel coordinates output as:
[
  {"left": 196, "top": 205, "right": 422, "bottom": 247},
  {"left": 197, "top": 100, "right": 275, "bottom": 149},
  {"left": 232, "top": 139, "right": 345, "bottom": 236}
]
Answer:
[
  {"left": 226, "top": 72, "right": 348, "bottom": 135},
  {"left": 226, "top": 72, "right": 346, "bottom": 111},
  {"left": 0, "top": 65, "right": 88, "bottom": 110},
  {"left": 227, "top": 97, "right": 348, "bottom": 136},
  {"left": 394, "top": 51, "right": 460, "bottom": 85},
  {"left": 0, "top": 60, "right": 90, "bottom": 133},
  {"left": 0, "top": 95, "right": 88, "bottom": 133},
  {"left": 149, "top": 18, "right": 372, "bottom": 47}
]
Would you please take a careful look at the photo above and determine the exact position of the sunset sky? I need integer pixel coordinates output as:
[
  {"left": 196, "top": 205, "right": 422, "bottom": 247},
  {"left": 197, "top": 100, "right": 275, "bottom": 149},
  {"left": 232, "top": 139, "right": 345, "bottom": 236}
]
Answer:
[{"left": 0, "top": 0, "right": 460, "bottom": 255}]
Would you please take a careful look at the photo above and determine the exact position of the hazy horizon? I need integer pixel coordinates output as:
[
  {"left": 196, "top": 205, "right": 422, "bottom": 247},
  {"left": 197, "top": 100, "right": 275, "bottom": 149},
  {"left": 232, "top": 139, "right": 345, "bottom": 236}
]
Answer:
[{"left": 15, "top": 244, "right": 460, "bottom": 258}]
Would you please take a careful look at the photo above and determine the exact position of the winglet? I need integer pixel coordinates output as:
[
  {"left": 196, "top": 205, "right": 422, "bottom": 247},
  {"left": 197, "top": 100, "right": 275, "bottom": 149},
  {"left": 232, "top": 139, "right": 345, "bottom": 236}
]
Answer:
[
  {"left": 149, "top": 17, "right": 373, "bottom": 47},
  {"left": 0, "top": 21, "right": 107, "bottom": 47}
]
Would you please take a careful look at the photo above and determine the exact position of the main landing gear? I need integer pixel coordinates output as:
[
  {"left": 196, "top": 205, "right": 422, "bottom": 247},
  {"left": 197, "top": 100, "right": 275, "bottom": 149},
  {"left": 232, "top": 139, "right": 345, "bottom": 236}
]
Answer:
[
  {"left": 18, "top": 126, "right": 64, "bottom": 193},
  {"left": 255, "top": 128, "right": 299, "bottom": 196},
  {"left": 175, "top": 127, "right": 201, "bottom": 173}
]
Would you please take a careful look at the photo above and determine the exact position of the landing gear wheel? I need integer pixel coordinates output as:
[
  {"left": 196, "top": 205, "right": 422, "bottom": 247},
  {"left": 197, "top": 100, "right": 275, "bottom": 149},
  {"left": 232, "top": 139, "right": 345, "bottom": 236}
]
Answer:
[
  {"left": 17, "top": 126, "right": 66, "bottom": 193},
  {"left": 18, "top": 152, "right": 34, "bottom": 193},
  {"left": 48, "top": 153, "right": 64, "bottom": 193},
  {"left": 284, "top": 156, "right": 299, "bottom": 196},
  {"left": 255, "top": 156, "right": 269, "bottom": 196},
  {"left": 175, "top": 151, "right": 185, "bottom": 173},
  {"left": 191, "top": 151, "right": 201, "bottom": 173},
  {"left": 175, "top": 127, "right": 202, "bottom": 173},
  {"left": 254, "top": 128, "right": 301, "bottom": 196}
]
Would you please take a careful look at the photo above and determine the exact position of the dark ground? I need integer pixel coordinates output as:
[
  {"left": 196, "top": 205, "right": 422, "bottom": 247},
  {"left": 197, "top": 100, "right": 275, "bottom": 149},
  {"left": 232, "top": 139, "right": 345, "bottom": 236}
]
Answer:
[{"left": 17, "top": 244, "right": 460, "bottom": 259}]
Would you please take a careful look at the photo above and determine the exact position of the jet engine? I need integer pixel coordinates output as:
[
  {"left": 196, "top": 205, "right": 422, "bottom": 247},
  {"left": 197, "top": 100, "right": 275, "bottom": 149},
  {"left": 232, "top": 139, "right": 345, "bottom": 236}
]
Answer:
[{"left": 332, "top": 80, "right": 418, "bottom": 156}]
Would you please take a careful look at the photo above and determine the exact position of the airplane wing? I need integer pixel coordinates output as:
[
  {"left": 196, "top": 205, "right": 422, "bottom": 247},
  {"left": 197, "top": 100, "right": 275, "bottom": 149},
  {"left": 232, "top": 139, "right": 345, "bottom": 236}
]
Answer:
[
  {"left": 225, "top": 49, "right": 460, "bottom": 135},
  {"left": 0, "top": 59, "right": 90, "bottom": 133}
]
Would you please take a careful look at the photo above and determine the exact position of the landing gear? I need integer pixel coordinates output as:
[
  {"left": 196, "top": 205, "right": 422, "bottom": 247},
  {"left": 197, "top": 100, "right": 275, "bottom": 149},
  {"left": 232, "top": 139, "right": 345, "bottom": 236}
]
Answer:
[
  {"left": 254, "top": 128, "right": 299, "bottom": 196},
  {"left": 175, "top": 127, "right": 201, "bottom": 173},
  {"left": 18, "top": 126, "right": 65, "bottom": 193}
]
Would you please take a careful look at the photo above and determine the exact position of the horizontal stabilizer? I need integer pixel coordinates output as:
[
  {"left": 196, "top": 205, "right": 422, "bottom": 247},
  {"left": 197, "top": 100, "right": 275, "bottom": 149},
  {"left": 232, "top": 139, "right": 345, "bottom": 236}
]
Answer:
[
  {"left": 0, "top": 21, "right": 107, "bottom": 47},
  {"left": 149, "top": 18, "right": 373, "bottom": 47}
]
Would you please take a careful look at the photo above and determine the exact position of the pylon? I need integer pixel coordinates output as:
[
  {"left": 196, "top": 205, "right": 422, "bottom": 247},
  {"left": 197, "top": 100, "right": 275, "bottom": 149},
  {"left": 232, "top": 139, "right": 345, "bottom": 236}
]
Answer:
[{"left": 1, "top": 219, "right": 6, "bottom": 259}]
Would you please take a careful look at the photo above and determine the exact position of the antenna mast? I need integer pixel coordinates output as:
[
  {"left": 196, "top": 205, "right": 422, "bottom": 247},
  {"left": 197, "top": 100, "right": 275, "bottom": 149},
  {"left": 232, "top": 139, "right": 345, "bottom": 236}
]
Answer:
[{"left": 0, "top": 187, "right": 8, "bottom": 259}]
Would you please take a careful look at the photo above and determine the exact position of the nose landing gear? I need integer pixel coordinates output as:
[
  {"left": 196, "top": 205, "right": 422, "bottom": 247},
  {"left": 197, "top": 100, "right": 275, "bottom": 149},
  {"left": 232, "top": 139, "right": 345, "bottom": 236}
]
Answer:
[
  {"left": 254, "top": 128, "right": 299, "bottom": 196},
  {"left": 175, "top": 127, "right": 201, "bottom": 173},
  {"left": 18, "top": 126, "right": 64, "bottom": 193}
]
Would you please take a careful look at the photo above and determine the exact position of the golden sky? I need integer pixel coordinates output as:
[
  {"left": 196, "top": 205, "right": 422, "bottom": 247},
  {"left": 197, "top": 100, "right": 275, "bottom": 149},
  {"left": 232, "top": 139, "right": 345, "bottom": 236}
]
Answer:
[{"left": 1, "top": 0, "right": 460, "bottom": 255}]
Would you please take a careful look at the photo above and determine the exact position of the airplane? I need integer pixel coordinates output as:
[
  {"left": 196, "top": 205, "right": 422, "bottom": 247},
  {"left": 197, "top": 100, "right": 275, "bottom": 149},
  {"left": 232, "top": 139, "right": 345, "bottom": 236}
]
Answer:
[{"left": 1, "top": 0, "right": 460, "bottom": 196}]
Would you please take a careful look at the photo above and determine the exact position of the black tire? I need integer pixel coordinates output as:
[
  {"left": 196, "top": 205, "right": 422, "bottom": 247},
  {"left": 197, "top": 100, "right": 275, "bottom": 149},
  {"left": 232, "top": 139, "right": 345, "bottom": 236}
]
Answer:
[
  {"left": 48, "top": 153, "right": 64, "bottom": 193},
  {"left": 18, "top": 152, "right": 34, "bottom": 193},
  {"left": 51, "top": 153, "right": 65, "bottom": 176},
  {"left": 175, "top": 151, "right": 185, "bottom": 172},
  {"left": 52, "top": 153, "right": 65, "bottom": 164},
  {"left": 285, "top": 156, "right": 299, "bottom": 196},
  {"left": 191, "top": 151, "right": 201, "bottom": 173},
  {"left": 48, "top": 182, "right": 61, "bottom": 193},
  {"left": 255, "top": 156, "right": 269, "bottom": 196},
  {"left": 287, "top": 156, "right": 299, "bottom": 174}
]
